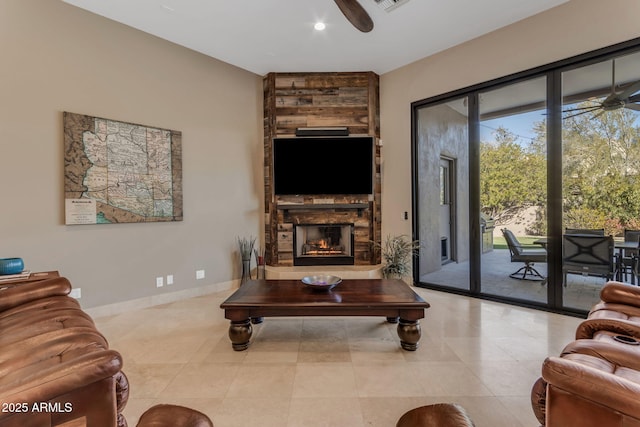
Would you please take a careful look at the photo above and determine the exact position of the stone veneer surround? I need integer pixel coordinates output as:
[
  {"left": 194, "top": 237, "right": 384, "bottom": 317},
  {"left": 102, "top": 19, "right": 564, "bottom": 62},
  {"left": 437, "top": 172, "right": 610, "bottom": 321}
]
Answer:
[{"left": 263, "top": 72, "right": 381, "bottom": 267}]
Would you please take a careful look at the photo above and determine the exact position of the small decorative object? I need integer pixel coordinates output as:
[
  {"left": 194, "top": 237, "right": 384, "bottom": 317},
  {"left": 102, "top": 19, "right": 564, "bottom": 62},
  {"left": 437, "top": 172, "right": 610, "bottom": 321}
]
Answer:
[
  {"left": 373, "top": 235, "right": 420, "bottom": 279},
  {"left": 237, "top": 236, "right": 256, "bottom": 283},
  {"left": 0, "top": 258, "right": 25, "bottom": 275},
  {"left": 254, "top": 247, "right": 266, "bottom": 280},
  {"left": 301, "top": 275, "right": 342, "bottom": 291}
]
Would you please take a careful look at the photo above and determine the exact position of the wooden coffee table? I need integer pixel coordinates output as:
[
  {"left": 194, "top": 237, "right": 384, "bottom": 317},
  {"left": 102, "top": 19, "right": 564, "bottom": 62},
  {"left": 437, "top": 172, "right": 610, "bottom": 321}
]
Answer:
[{"left": 220, "top": 278, "right": 430, "bottom": 351}]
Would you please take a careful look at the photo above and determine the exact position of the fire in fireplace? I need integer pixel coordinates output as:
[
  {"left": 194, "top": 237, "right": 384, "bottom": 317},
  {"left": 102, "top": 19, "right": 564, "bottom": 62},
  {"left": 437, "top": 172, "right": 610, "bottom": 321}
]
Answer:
[{"left": 294, "top": 223, "right": 354, "bottom": 266}]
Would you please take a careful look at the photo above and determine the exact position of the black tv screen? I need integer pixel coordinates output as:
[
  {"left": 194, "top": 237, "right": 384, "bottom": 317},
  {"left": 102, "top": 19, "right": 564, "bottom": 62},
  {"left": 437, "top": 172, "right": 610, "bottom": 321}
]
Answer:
[{"left": 273, "top": 136, "right": 374, "bottom": 195}]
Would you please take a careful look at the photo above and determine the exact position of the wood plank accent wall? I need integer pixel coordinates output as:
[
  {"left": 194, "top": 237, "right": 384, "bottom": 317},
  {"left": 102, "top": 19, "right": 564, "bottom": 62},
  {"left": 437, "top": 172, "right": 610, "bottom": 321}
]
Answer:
[{"left": 263, "top": 72, "right": 381, "bottom": 266}]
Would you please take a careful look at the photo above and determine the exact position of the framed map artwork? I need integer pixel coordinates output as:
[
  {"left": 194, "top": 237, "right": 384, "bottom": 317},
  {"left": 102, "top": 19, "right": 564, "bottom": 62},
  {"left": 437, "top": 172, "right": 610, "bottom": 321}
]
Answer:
[{"left": 64, "top": 112, "right": 183, "bottom": 224}]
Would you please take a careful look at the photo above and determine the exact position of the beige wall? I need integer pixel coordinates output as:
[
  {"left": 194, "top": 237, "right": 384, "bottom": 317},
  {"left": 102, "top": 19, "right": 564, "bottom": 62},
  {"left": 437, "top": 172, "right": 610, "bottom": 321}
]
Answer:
[
  {"left": 0, "top": 0, "right": 262, "bottom": 308},
  {"left": 380, "top": 0, "right": 640, "bottom": 240}
]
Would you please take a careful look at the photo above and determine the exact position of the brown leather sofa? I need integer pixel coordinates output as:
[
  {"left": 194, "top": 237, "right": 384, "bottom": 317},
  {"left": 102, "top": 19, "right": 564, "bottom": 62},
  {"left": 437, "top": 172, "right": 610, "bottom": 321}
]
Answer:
[
  {"left": 0, "top": 276, "right": 213, "bottom": 427},
  {"left": 531, "top": 281, "right": 640, "bottom": 427}
]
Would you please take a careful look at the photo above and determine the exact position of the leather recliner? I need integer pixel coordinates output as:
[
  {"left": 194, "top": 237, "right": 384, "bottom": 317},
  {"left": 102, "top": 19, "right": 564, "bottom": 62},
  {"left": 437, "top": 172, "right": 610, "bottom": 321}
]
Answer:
[
  {"left": 538, "top": 339, "right": 640, "bottom": 427},
  {"left": 532, "top": 281, "right": 640, "bottom": 427}
]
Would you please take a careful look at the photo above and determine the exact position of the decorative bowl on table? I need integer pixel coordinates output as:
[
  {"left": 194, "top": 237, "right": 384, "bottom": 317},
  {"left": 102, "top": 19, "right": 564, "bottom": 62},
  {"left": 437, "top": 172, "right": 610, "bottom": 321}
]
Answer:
[
  {"left": 0, "top": 258, "right": 24, "bottom": 275},
  {"left": 301, "top": 275, "right": 342, "bottom": 291}
]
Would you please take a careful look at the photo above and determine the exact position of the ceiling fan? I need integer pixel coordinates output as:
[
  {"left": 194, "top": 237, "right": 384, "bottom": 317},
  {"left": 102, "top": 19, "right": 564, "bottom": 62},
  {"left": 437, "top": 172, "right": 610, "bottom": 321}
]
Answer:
[
  {"left": 334, "top": 0, "right": 374, "bottom": 32},
  {"left": 564, "top": 59, "right": 640, "bottom": 119}
]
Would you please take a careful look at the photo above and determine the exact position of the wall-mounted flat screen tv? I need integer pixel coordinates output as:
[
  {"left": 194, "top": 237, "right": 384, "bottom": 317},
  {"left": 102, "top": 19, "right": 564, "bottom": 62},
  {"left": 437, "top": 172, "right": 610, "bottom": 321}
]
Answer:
[{"left": 273, "top": 136, "right": 374, "bottom": 195}]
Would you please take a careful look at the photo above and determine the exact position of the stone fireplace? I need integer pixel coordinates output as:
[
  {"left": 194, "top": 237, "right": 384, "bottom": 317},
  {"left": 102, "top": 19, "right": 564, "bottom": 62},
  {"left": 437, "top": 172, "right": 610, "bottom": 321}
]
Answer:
[
  {"left": 294, "top": 223, "right": 354, "bottom": 266},
  {"left": 263, "top": 72, "right": 381, "bottom": 268}
]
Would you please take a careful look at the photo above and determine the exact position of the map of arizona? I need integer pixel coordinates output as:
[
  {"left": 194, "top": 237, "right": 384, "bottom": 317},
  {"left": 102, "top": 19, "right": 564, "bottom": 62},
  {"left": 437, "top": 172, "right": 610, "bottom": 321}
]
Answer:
[{"left": 64, "top": 112, "right": 183, "bottom": 224}]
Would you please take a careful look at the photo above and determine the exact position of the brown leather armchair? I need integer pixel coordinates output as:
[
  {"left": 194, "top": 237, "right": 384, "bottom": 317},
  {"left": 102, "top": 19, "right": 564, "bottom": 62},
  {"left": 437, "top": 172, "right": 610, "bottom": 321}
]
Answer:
[
  {"left": 576, "top": 281, "right": 640, "bottom": 343},
  {"left": 589, "top": 280, "right": 640, "bottom": 319},
  {"left": 532, "top": 281, "right": 640, "bottom": 426},
  {"left": 540, "top": 339, "right": 640, "bottom": 427}
]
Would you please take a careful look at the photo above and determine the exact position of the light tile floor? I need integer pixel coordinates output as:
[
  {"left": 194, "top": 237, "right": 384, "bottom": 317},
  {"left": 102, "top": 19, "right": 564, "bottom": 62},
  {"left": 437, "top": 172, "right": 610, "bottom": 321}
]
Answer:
[{"left": 94, "top": 286, "right": 583, "bottom": 427}]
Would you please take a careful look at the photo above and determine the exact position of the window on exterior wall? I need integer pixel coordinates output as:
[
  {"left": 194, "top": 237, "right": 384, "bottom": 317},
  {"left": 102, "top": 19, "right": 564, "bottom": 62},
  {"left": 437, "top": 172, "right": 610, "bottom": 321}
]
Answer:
[{"left": 440, "top": 165, "right": 448, "bottom": 205}]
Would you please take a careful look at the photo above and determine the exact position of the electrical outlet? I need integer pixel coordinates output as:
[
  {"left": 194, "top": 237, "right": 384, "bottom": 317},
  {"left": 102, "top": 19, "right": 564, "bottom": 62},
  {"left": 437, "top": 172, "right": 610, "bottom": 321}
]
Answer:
[
  {"left": 69, "top": 288, "right": 81, "bottom": 299},
  {"left": 196, "top": 270, "right": 205, "bottom": 280},
  {"left": 156, "top": 277, "right": 164, "bottom": 287},
  {"left": 167, "top": 274, "right": 173, "bottom": 285},
  {"left": 403, "top": 211, "right": 409, "bottom": 220}
]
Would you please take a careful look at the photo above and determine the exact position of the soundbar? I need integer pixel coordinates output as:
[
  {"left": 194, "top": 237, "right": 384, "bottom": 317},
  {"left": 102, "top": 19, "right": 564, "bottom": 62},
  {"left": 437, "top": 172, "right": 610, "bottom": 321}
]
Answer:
[{"left": 295, "top": 127, "right": 349, "bottom": 137}]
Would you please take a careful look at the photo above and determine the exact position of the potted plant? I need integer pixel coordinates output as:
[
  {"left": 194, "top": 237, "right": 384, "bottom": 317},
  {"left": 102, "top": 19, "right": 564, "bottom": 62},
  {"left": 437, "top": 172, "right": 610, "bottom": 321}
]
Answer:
[{"left": 374, "top": 235, "right": 420, "bottom": 280}]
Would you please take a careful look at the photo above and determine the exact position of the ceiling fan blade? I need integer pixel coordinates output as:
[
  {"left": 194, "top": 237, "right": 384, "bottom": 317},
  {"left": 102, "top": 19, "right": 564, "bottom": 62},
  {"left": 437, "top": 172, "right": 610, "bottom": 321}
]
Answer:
[
  {"left": 617, "top": 80, "right": 640, "bottom": 100},
  {"left": 563, "top": 107, "right": 602, "bottom": 119},
  {"left": 601, "top": 91, "right": 619, "bottom": 105},
  {"left": 334, "top": 0, "right": 374, "bottom": 33},
  {"left": 625, "top": 103, "right": 640, "bottom": 111},
  {"left": 562, "top": 105, "right": 601, "bottom": 113}
]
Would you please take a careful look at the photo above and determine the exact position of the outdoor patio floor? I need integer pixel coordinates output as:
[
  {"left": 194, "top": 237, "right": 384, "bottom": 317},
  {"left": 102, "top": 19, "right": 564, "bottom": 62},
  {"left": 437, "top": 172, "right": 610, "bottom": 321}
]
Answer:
[{"left": 419, "top": 248, "right": 625, "bottom": 311}]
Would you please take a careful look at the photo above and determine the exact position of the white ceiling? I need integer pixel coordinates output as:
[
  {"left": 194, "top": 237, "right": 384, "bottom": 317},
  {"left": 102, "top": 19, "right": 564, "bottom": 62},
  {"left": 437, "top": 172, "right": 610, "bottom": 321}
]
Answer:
[{"left": 61, "top": 0, "right": 569, "bottom": 75}]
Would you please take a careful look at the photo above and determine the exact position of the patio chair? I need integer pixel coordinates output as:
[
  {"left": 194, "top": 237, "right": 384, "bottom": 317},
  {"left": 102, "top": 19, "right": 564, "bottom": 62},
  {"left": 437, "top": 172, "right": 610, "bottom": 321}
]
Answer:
[
  {"left": 565, "top": 228, "right": 605, "bottom": 235},
  {"left": 501, "top": 228, "right": 547, "bottom": 281},
  {"left": 562, "top": 234, "right": 615, "bottom": 286},
  {"left": 621, "top": 229, "right": 640, "bottom": 284}
]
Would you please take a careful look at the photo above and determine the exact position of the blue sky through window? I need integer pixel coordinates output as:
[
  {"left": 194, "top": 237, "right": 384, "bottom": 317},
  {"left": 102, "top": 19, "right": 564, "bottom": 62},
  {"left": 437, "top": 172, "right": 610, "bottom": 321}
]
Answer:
[{"left": 480, "top": 109, "right": 545, "bottom": 145}]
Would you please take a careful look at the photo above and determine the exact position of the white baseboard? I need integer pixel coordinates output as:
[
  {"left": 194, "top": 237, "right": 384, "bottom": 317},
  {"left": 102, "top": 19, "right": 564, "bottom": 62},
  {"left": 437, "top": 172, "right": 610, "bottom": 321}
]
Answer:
[{"left": 85, "top": 279, "right": 238, "bottom": 319}]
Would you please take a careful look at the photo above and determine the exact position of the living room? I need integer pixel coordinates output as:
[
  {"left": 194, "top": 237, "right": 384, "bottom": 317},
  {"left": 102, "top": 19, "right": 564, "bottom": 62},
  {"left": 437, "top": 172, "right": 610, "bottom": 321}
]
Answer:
[{"left": 2, "top": 0, "right": 640, "bottom": 426}]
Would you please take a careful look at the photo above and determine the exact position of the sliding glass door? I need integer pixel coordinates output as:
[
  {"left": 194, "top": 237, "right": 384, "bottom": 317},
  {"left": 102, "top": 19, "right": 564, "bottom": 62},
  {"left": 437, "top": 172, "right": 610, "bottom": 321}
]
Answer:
[{"left": 413, "top": 41, "right": 640, "bottom": 314}]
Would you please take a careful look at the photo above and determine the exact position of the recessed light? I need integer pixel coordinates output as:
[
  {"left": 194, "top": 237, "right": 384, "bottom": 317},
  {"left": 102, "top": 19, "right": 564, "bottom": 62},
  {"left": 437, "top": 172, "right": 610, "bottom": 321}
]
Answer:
[{"left": 314, "top": 22, "right": 326, "bottom": 31}]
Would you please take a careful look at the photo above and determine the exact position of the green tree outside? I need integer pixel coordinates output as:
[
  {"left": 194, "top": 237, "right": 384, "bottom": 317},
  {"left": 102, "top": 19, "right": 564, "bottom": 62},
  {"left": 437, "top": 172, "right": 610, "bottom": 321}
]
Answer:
[
  {"left": 562, "top": 104, "right": 640, "bottom": 235},
  {"left": 480, "top": 125, "right": 546, "bottom": 232},
  {"left": 481, "top": 103, "right": 640, "bottom": 237}
]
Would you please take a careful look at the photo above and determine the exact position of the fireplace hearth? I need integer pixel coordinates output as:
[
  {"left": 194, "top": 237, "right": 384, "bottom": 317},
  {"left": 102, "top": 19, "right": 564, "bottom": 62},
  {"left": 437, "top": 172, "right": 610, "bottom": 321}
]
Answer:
[{"left": 294, "top": 223, "right": 354, "bottom": 266}]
